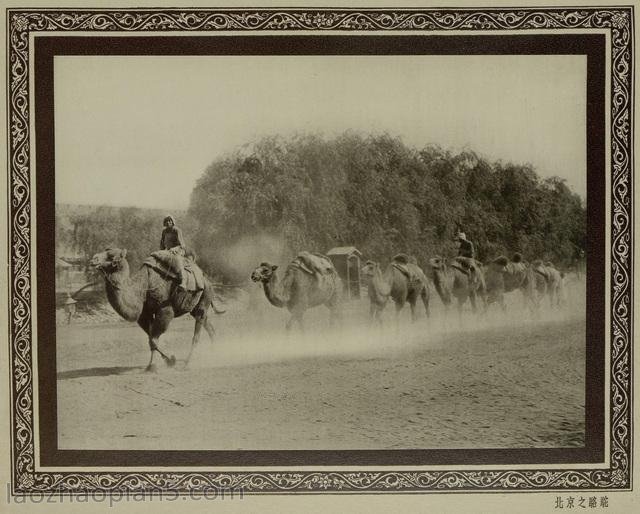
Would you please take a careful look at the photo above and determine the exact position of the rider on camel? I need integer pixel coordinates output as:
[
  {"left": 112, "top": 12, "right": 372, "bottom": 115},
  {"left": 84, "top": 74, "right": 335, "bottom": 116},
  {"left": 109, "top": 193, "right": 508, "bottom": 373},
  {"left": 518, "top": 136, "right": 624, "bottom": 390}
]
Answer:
[
  {"left": 454, "top": 231, "right": 477, "bottom": 274},
  {"left": 160, "top": 215, "right": 186, "bottom": 288}
]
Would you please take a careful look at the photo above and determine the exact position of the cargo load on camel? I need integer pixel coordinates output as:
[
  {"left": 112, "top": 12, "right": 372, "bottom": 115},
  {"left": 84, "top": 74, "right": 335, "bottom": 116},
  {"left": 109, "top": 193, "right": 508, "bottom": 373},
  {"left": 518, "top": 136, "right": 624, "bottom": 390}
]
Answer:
[
  {"left": 451, "top": 256, "right": 479, "bottom": 276},
  {"left": 390, "top": 253, "right": 424, "bottom": 288},
  {"left": 290, "top": 251, "right": 337, "bottom": 290},
  {"left": 144, "top": 250, "right": 207, "bottom": 312},
  {"left": 145, "top": 250, "right": 205, "bottom": 291}
]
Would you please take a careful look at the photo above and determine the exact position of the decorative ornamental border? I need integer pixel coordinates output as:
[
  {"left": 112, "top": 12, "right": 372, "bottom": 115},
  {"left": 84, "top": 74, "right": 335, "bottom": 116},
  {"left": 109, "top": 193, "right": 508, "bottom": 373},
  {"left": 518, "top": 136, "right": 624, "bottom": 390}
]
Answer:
[{"left": 6, "top": 7, "right": 633, "bottom": 493}]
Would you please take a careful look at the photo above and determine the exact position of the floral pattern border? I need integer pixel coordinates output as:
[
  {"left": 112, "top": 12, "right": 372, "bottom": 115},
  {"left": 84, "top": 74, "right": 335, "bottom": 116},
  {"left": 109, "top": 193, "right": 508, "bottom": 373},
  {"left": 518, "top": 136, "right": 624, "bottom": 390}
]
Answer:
[{"left": 7, "top": 7, "right": 633, "bottom": 493}]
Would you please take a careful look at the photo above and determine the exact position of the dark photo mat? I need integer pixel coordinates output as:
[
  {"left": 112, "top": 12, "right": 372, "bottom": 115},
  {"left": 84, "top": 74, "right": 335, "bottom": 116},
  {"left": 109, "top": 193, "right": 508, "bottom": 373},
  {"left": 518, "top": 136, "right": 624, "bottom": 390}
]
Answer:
[
  {"left": 37, "top": 33, "right": 604, "bottom": 468},
  {"left": 6, "top": 7, "right": 631, "bottom": 494}
]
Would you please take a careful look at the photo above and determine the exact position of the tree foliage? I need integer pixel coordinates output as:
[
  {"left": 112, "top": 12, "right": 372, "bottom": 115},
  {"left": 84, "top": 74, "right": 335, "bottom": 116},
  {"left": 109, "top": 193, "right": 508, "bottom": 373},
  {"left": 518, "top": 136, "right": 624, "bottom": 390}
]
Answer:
[
  {"left": 189, "top": 132, "right": 586, "bottom": 282},
  {"left": 56, "top": 205, "right": 194, "bottom": 273}
]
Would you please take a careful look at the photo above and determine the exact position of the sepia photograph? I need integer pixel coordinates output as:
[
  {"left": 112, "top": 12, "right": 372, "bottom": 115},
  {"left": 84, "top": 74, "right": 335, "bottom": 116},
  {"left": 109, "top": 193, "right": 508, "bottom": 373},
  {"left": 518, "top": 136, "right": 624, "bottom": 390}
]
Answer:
[
  {"left": 55, "top": 53, "right": 588, "bottom": 452},
  {"left": 4, "top": 3, "right": 634, "bottom": 502}
]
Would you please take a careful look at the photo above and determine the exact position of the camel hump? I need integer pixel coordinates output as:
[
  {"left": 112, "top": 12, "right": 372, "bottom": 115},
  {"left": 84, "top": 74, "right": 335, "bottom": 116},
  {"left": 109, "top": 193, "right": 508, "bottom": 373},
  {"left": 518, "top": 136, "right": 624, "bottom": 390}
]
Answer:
[
  {"left": 408, "top": 263, "right": 428, "bottom": 283},
  {"left": 392, "top": 253, "right": 410, "bottom": 265},
  {"left": 531, "top": 260, "right": 551, "bottom": 279},
  {"left": 451, "top": 256, "right": 479, "bottom": 276},
  {"left": 391, "top": 261, "right": 410, "bottom": 278},
  {"left": 295, "top": 251, "right": 335, "bottom": 276},
  {"left": 145, "top": 251, "right": 205, "bottom": 291},
  {"left": 391, "top": 261, "right": 424, "bottom": 285},
  {"left": 492, "top": 255, "right": 509, "bottom": 266},
  {"left": 146, "top": 250, "right": 182, "bottom": 280},
  {"left": 509, "top": 261, "right": 527, "bottom": 274}
]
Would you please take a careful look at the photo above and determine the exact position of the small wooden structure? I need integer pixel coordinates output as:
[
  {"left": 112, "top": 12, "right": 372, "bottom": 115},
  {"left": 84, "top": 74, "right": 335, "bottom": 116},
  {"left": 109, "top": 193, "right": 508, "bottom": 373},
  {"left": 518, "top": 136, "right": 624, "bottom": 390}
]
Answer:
[
  {"left": 55, "top": 256, "right": 103, "bottom": 307},
  {"left": 326, "top": 246, "right": 362, "bottom": 299}
]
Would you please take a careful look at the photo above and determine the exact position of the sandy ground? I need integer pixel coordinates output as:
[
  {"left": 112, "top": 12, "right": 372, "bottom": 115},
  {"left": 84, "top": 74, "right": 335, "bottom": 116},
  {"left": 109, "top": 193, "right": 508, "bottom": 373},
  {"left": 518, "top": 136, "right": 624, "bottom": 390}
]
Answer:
[{"left": 57, "top": 279, "right": 586, "bottom": 450}]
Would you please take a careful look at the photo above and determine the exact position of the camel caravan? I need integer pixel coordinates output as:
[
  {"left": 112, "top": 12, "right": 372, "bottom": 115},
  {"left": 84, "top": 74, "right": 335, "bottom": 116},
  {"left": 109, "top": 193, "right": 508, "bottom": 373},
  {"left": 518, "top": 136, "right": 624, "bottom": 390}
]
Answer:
[{"left": 91, "top": 218, "right": 569, "bottom": 371}]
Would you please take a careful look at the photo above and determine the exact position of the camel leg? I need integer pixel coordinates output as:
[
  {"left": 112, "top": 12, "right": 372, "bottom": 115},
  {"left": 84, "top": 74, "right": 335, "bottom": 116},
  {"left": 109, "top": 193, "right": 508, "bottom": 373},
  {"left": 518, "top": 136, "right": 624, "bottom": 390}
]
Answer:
[
  {"left": 326, "top": 292, "right": 341, "bottom": 327},
  {"left": 148, "top": 306, "right": 177, "bottom": 369},
  {"left": 404, "top": 289, "right": 418, "bottom": 323},
  {"left": 409, "top": 298, "right": 418, "bottom": 323},
  {"left": 285, "top": 317, "right": 294, "bottom": 331},
  {"left": 394, "top": 301, "right": 403, "bottom": 333},
  {"left": 145, "top": 348, "right": 157, "bottom": 372},
  {"left": 204, "top": 316, "right": 216, "bottom": 342},
  {"left": 421, "top": 287, "right": 430, "bottom": 318},
  {"left": 370, "top": 302, "right": 384, "bottom": 326},
  {"left": 137, "top": 308, "right": 157, "bottom": 373},
  {"left": 184, "top": 317, "right": 204, "bottom": 367},
  {"left": 469, "top": 291, "right": 478, "bottom": 314},
  {"left": 328, "top": 304, "right": 340, "bottom": 327},
  {"left": 369, "top": 303, "right": 380, "bottom": 326},
  {"left": 184, "top": 297, "right": 216, "bottom": 366},
  {"left": 146, "top": 325, "right": 160, "bottom": 373},
  {"left": 457, "top": 296, "right": 465, "bottom": 321},
  {"left": 285, "top": 307, "right": 297, "bottom": 332},
  {"left": 286, "top": 306, "right": 305, "bottom": 332}
]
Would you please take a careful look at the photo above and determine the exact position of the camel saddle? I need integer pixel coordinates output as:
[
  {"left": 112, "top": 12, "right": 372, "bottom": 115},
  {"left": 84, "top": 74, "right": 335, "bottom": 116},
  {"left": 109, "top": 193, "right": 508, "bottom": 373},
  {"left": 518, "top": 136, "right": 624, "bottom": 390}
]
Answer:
[
  {"left": 390, "top": 262, "right": 423, "bottom": 286},
  {"left": 292, "top": 251, "right": 335, "bottom": 277},
  {"left": 144, "top": 250, "right": 205, "bottom": 292},
  {"left": 532, "top": 261, "right": 551, "bottom": 282},
  {"left": 506, "top": 261, "right": 527, "bottom": 275},
  {"left": 451, "top": 256, "right": 478, "bottom": 276}
]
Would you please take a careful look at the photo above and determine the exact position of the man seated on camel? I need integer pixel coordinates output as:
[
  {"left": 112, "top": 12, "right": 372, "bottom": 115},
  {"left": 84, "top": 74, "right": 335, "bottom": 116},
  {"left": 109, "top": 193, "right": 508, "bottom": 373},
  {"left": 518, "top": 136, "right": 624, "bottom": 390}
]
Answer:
[
  {"left": 160, "top": 215, "right": 186, "bottom": 288},
  {"left": 453, "top": 232, "right": 476, "bottom": 274}
]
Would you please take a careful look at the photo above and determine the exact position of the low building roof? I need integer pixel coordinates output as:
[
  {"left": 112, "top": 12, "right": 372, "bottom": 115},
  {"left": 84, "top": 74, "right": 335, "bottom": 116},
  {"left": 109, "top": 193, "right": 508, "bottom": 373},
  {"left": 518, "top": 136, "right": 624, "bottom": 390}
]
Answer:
[{"left": 327, "top": 246, "right": 362, "bottom": 257}]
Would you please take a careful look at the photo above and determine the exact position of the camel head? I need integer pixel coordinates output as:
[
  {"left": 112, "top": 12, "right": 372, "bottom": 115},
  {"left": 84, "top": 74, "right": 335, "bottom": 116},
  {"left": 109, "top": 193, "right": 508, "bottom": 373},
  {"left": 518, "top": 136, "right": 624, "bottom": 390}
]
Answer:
[
  {"left": 90, "top": 248, "right": 128, "bottom": 273},
  {"left": 489, "top": 255, "right": 509, "bottom": 273},
  {"left": 531, "top": 259, "right": 544, "bottom": 269},
  {"left": 428, "top": 256, "right": 452, "bottom": 304},
  {"left": 428, "top": 256, "right": 446, "bottom": 271},
  {"left": 360, "top": 260, "right": 379, "bottom": 278},
  {"left": 251, "top": 262, "right": 278, "bottom": 283}
]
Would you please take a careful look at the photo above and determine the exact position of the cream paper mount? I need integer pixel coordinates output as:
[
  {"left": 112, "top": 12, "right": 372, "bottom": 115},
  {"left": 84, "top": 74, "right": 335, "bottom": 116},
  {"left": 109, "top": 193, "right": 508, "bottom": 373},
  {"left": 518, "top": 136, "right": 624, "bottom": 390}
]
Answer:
[{"left": 6, "top": 6, "right": 632, "bottom": 493}]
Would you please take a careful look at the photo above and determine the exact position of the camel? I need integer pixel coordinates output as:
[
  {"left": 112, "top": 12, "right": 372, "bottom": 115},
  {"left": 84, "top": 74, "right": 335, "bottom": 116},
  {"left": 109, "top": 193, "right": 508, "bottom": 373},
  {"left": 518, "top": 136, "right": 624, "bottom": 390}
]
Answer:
[
  {"left": 360, "top": 254, "right": 430, "bottom": 323},
  {"left": 428, "top": 256, "right": 485, "bottom": 315},
  {"left": 483, "top": 254, "right": 539, "bottom": 312},
  {"left": 250, "top": 253, "right": 341, "bottom": 331},
  {"left": 90, "top": 248, "right": 224, "bottom": 371},
  {"left": 532, "top": 260, "right": 565, "bottom": 307}
]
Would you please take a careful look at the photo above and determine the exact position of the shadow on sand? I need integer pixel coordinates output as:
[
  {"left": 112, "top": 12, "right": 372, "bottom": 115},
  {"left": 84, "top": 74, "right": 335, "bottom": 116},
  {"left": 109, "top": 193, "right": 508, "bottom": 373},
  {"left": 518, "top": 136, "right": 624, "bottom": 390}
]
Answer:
[{"left": 57, "top": 366, "right": 144, "bottom": 380}]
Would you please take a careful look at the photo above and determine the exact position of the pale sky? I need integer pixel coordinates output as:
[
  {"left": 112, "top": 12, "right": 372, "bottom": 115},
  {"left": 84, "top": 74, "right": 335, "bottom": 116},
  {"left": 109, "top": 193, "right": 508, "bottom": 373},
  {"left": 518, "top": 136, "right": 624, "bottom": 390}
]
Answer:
[{"left": 55, "top": 55, "right": 586, "bottom": 210}]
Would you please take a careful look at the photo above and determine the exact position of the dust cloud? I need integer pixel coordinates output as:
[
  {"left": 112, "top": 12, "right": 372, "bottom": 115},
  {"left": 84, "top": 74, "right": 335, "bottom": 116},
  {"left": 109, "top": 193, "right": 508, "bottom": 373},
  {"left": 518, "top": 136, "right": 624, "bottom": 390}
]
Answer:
[
  {"left": 209, "top": 232, "right": 289, "bottom": 284},
  {"left": 187, "top": 273, "right": 587, "bottom": 370}
]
